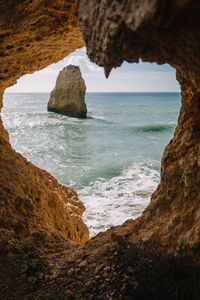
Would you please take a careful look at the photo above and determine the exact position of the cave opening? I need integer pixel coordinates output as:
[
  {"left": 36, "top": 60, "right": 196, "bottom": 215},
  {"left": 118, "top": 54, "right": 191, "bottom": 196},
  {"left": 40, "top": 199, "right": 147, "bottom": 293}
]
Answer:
[
  {"left": 2, "top": 49, "right": 181, "bottom": 238},
  {"left": 1, "top": 1, "right": 200, "bottom": 298}
]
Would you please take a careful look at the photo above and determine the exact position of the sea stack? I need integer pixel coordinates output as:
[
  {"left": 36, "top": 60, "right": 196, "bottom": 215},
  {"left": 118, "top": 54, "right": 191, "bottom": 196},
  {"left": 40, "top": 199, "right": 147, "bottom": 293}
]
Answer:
[{"left": 47, "top": 65, "right": 87, "bottom": 118}]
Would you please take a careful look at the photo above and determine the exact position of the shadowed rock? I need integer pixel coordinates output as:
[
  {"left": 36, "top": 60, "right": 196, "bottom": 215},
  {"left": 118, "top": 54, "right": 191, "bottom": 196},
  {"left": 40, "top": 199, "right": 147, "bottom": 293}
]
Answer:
[
  {"left": 1, "top": 0, "right": 200, "bottom": 298},
  {"left": 77, "top": 0, "right": 200, "bottom": 255},
  {"left": 48, "top": 65, "right": 87, "bottom": 118}
]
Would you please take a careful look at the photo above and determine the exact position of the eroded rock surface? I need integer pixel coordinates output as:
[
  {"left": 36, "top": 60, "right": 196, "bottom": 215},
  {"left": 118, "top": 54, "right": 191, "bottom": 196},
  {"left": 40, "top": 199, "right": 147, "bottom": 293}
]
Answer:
[
  {"left": 0, "top": 1, "right": 89, "bottom": 251},
  {"left": 0, "top": 0, "right": 200, "bottom": 298},
  {"left": 78, "top": 0, "right": 200, "bottom": 255},
  {"left": 48, "top": 65, "right": 87, "bottom": 118},
  {"left": 0, "top": 0, "right": 85, "bottom": 103}
]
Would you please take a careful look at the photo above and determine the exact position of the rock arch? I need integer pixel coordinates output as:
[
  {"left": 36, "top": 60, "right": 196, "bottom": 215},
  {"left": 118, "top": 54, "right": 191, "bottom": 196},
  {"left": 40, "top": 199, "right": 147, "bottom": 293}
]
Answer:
[{"left": 0, "top": 0, "right": 200, "bottom": 298}]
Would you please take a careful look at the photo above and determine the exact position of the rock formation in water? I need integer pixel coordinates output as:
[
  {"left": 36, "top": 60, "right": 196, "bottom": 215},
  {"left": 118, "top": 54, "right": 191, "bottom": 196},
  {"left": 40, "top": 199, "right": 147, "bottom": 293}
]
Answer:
[
  {"left": 0, "top": 0, "right": 200, "bottom": 298},
  {"left": 48, "top": 65, "right": 87, "bottom": 118}
]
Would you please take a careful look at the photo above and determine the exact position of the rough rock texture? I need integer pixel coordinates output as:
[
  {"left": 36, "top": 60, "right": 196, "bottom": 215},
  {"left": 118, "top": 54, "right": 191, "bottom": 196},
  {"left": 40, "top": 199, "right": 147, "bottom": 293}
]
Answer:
[
  {"left": 0, "top": 137, "right": 89, "bottom": 246},
  {"left": 48, "top": 65, "right": 87, "bottom": 118},
  {"left": 0, "top": 0, "right": 200, "bottom": 298},
  {"left": 0, "top": 0, "right": 89, "bottom": 251},
  {"left": 0, "top": 0, "right": 85, "bottom": 105},
  {"left": 78, "top": 0, "right": 200, "bottom": 255}
]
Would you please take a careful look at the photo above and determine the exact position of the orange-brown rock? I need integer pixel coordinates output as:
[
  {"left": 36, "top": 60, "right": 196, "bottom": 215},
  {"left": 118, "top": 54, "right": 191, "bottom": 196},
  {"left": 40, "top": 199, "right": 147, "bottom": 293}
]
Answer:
[
  {"left": 48, "top": 65, "right": 87, "bottom": 118},
  {"left": 0, "top": 0, "right": 85, "bottom": 108},
  {"left": 0, "top": 0, "right": 200, "bottom": 298},
  {"left": 0, "top": 0, "right": 89, "bottom": 253},
  {"left": 78, "top": 0, "right": 200, "bottom": 255}
]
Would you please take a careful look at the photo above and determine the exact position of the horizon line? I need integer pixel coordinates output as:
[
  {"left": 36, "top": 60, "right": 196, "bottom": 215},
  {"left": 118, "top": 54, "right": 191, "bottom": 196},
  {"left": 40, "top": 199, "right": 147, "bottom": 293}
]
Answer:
[{"left": 5, "top": 91, "right": 181, "bottom": 94}]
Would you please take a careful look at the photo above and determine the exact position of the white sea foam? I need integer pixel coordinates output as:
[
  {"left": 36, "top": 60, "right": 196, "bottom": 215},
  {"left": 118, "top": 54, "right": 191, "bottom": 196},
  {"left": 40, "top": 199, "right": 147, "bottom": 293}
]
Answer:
[
  {"left": 79, "top": 160, "right": 160, "bottom": 237},
  {"left": 2, "top": 92, "right": 180, "bottom": 239}
]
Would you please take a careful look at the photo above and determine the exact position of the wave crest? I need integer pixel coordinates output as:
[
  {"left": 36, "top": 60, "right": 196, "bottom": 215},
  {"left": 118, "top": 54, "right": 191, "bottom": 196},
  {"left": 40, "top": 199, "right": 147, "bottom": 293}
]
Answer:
[
  {"left": 133, "top": 122, "right": 176, "bottom": 133},
  {"left": 79, "top": 160, "right": 160, "bottom": 237}
]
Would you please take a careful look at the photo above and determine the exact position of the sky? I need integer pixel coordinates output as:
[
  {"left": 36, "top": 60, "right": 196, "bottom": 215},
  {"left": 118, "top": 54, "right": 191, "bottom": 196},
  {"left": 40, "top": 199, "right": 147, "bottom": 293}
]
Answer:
[{"left": 6, "top": 47, "right": 180, "bottom": 93}]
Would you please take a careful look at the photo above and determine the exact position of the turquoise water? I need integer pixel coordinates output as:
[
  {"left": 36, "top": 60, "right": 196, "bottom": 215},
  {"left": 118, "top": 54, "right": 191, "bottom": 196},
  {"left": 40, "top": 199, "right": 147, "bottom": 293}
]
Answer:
[{"left": 2, "top": 92, "right": 181, "bottom": 236}]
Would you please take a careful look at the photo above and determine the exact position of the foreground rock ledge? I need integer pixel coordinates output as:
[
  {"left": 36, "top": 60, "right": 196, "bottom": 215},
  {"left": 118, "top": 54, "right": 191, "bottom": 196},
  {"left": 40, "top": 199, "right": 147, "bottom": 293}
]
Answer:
[
  {"left": 0, "top": 0, "right": 200, "bottom": 298},
  {"left": 48, "top": 65, "right": 87, "bottom": 118}
]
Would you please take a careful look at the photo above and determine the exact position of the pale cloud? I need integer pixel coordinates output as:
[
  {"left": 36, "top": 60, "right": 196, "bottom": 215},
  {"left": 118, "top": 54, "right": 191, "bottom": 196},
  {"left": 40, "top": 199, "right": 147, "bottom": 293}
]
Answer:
[
  {"left": 5, "top": 47, "right": 180, "bottom": 93},
  {"left": 6, "top": 67, "right": 59, "bottom": 93},
  {"left": 49, "top": 47, "right": 101, "bottom": 74},
  {"left": 39, "top": 67, "right": 58, "bottom": 76},
  {"left": 64, "top": 55, "right": 101, "bottom": 73}
]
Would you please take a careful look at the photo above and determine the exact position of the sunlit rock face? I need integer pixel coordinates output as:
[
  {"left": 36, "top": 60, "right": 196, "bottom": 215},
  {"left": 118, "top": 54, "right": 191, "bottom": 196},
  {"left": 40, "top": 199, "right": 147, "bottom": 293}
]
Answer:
[
  {"left": 0, "top": 0, "right": 200, "bottom": 297},
  {"left": 77, "top": 0, "right": 200, "bottom": 254},
  {"left": 0, "top": 0, "right": 85, "bottom": 108},
  {"left": 48, "top": 65, "right": 87, "bottom": 118},
  {"left": 0, "top": 0, "right": 88, "bottom": 255}
]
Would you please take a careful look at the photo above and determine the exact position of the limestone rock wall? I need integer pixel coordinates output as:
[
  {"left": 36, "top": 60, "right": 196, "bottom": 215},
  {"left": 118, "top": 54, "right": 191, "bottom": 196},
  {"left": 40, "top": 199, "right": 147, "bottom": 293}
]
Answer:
[
  {"left": 0, "top": 0, "right": 85, "bottom": 108},
  {"left": 0, "top": 0, "right": 200, "bottom": 297},
  {"left": 0, "top": 137, "right": 89, "bottom": 253},
  {"left": 77, "top": 0, "right": 200, "bottom": 254},
  {"left": 0, "top": 0, "right": 89, "bottom": 252},
  {"left": 48, "top": 65, "right": 87, "bottom": 118},
  {"left": 0, "top": 0, "right": 199, "bottom": 287},
  {"left": 77, "top": 0, "right": 200, "bottom": 77}
]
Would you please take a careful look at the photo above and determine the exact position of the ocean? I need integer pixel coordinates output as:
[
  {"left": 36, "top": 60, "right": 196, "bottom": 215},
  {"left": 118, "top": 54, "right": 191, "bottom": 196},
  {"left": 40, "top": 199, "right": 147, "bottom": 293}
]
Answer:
[{"left": 2, "top": 92, "right": 181, "bottom": 237}]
